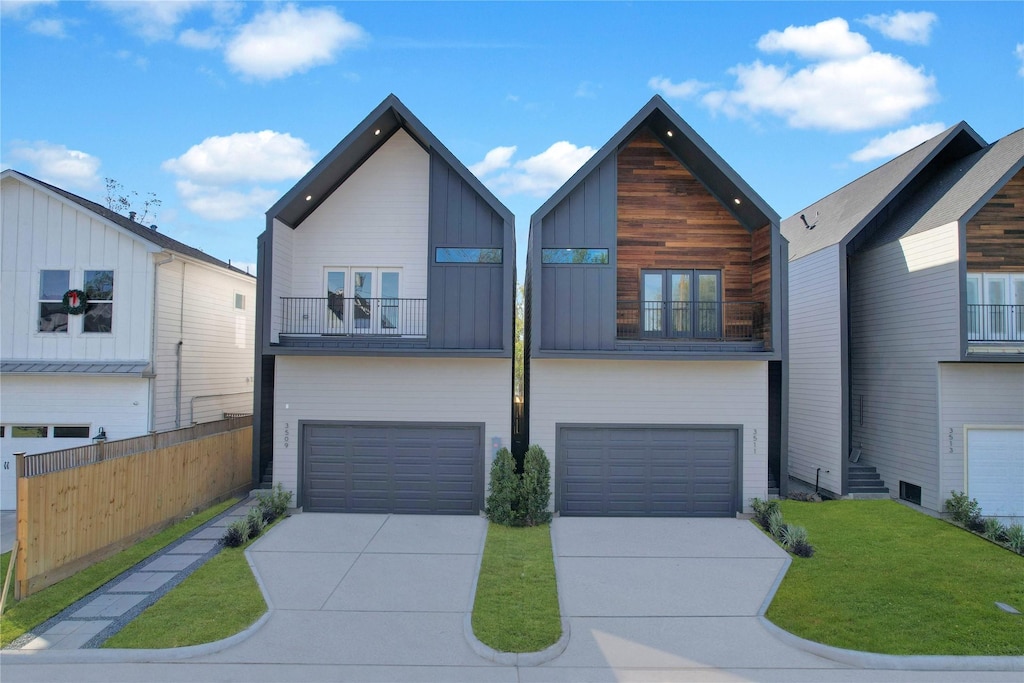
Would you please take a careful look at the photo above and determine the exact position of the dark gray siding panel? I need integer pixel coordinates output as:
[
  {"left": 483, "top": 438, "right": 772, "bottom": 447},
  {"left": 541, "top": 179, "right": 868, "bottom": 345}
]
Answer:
[
  {"left": 539, "top": 156, "right": 617, "bottom": 351},
  {"left": 301, "top": 421, "right": 483, "bottom": 514},
  {"left": 427, "top": 150, "right": 509, "bottom": 350},
  {"left": 556, "top": 425, "right": 739, "bottom": 517}
]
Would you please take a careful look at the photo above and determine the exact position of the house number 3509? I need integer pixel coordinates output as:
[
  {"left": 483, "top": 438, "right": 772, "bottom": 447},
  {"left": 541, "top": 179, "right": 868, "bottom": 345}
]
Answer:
[{"left": 283, "top": 422, "right": 291, "bottom": 449}]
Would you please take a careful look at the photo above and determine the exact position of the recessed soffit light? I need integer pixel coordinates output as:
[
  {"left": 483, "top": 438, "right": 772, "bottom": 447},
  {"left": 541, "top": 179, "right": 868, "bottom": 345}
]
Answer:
[
  {"left": 374, "top": 129, "right": 381, "bottom": 136},
  {"left": 305, "top": 195, "right": 312, "bottom": 201},
  {"left": 733, "top": 198, "right": 741, "bottom": 205},
  {"left": 666, "top": 130, "right": 673, "bottom": 137}
]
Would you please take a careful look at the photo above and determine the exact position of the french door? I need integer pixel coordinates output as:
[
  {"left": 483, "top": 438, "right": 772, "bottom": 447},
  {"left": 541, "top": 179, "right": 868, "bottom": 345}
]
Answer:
[
  {"left": 967, "top": 273, "right": 1024, "bottom": 341},
  {"left": 324, "top": 268, "right": 401, "bottom": 334},
  {"left": 641, "top": 269, "right": 721, "bottom": 338}
]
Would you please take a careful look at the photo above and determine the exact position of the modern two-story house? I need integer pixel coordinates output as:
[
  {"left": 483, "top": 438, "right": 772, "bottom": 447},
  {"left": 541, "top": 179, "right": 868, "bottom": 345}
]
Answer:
[
  {"left": 524, "top": 96, "right": 788, "bottom": 517},
  {"left": 1, "top": 170, "right": 256, "bottom": 510},
  {"left": 784, "top": 123, "right": 1023, "bottom": 520},
  {"left": 252, "top": 95, "right": 515, "bottom": 513}
]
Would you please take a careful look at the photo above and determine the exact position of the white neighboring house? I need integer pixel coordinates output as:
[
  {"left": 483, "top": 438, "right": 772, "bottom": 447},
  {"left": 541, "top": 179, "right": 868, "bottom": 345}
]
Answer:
[{"left": 0, "top": 170, "right": 257, "bottom": 511}]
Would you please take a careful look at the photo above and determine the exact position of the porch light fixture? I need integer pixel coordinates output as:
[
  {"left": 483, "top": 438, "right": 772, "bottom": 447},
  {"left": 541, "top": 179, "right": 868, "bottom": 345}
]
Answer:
[{"left": 92, "top": 427, "right": 107, "bottom": 443}]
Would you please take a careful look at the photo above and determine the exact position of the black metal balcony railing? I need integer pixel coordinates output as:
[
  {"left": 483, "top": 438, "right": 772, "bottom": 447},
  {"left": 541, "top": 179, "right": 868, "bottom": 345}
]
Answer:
[
  {"left": 617, "top": 300, "right": 765, "bottom": 342},
  {"left": 281, "top": 297, "right": 427, "bottom": 336},
  {"left": 967, "top": 304, "right": 1024, "bottom": 342}
]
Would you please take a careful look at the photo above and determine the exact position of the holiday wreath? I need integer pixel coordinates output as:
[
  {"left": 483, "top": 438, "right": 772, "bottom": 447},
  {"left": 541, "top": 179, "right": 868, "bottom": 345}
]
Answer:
[{"left": 62, "top": 289, "right": 88, "bottom": 315}]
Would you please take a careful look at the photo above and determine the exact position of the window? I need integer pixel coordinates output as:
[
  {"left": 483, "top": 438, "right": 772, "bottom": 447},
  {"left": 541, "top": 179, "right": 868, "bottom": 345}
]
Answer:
[
  {"left": 435, "top": 248, "right": 503, "bottom": 264},
  {"left": 234, "top": 292, "right": 246, "bottom": 310},
  {"left": 39, "top": 270, "right": 70, "bottom": 332},
  {"left": 54, "top": 426, "right": 90, "bottom": 438},
  {"left": 0, "top": 426, "right": 5, "bottom": 438},
  {"left": 12, "top": 426, "right": 48, "bottom": 438},
  {"left": 899, "top": 481, "right": 922, "bottom": 506},
  {"left": 640, "top": 269, "right": 721, "bottom": 338},
  {"left": 83, "top": 270, "right": 113, "bottom": 333},
  {"left": 541, "top": 248, "right": 608, "bottom": 264},
  {"left": 967, "top": 272, "right": 1024, "bottom": 341}
]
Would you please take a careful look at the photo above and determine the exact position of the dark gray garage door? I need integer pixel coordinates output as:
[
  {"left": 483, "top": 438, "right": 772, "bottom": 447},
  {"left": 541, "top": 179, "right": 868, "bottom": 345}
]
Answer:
[
  {"left": 557, "top": 425, "right": 739, "bottom": 517},
  {"left": 302, "top": 422, "right": 483, "bottom": 514}
]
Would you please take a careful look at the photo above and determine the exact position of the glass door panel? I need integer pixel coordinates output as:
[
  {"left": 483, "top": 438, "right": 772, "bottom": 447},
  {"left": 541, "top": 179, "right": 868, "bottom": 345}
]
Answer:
[
  {"left": 669, "top": 271, "right": 692, "bottom": 337},
  {"left": 325, "top": 270, "right": 346, "bottom": 332},
  {"left": 353, "top": 271, "right": 373, "bottom": 331},
  {"left": 966, "top": 274, "right": 980, "bottom": 339},
  {"left": 696, "top": 271, "right": 721, "bottom": 338},
  {"left": 380, "top": 271, "right": 400, "bottom": 330},
  {"left": 985, "top": 274, "right": 1008, "bottom": 340},
  {"left": 1013, "top": 276, "right": 1024, "bottom": 338},
  {"left": 642, "top": 272, "right": 664, "bottom": 335}
]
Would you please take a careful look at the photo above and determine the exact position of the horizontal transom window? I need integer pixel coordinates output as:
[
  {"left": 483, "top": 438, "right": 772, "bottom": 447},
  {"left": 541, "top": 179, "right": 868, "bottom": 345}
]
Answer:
[
  {"left": 435, "top": 248, "right": 502, "bottom": 264},
  {"left": 54, "top": 426, "right": 90, "bottom": 438},
  {"left": 542, "top": 248, "right": 609, "bottom": 264}
]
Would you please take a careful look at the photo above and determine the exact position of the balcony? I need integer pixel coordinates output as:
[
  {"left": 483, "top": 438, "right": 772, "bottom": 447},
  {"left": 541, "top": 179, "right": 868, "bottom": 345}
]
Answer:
[
  {"left": 280, "top": 297, "right": 427, "bottom": 338},
  {"left": 617, "top": 300, "right": 766, "bottom": 343},
  {"left": 967, "top": 304, "right": 1024, "bottom": 343}
]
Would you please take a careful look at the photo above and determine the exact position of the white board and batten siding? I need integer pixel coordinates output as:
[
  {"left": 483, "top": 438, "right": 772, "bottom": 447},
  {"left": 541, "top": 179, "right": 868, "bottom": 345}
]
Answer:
[
  {"left": 849, "top": 224, "right": 961, "bottom": 511},
  {"left": 1, "top": 175, "right": 156, "bottom": 362},
  {"left": 939, "top": 363, "right": 1024, "bottom": 520},
  {"left": 788, "top": 245, "right": 844, "bottom": 494},
  {"left": 272, "top": 356, "right": 512, "bottom": 502},
  {"left": 528, "top": 359, "right": 769, "bottom": 512},
  {"left": 152, "top": 258, "right": 256, "bottom": 431},
  {"left": 271, "top": 129, "right": 429, "bottom": 342}
]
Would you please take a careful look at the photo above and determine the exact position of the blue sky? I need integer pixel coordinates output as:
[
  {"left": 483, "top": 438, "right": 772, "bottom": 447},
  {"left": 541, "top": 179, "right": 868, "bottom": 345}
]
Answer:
[{"left": 2, "top": 1, "right": 1022, "bottom": 276}]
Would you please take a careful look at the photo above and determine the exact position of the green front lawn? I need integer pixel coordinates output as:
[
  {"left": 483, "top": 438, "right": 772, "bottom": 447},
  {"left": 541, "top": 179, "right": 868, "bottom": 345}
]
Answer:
[
  {"left": 0, "top": 497, "right": 238, "bottom": 647},
  {"left": 767, "top": 499, "right": 1024, "bottom": 656},
  {"left": 472, "top": 523, "right": 561, "bottom": 653}
]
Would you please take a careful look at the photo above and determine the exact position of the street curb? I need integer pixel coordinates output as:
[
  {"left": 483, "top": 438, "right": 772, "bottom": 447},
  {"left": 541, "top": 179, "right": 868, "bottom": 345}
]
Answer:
[{"left": 759, "top": 617, "right": 1024, "bottom": 672}]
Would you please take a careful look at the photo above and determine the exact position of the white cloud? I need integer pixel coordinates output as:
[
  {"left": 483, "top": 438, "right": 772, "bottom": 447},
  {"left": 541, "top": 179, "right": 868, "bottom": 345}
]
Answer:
[
  {"left": 475, "top": 142, "right": 597, "bottom": 197},
  {"left": 648, "top": 76, "right": 709, "bottom": 99},
  {"left": 96, "top": 0, "right": 203, "bottom": 42},
  {"left": 178, "top": 27, "right": 222, "bottom": 50},
  {"left": 861, "top": 11, "right": 938, "bottom": 45},
  {"left": 703, "top": 18, "right": 937, "bottom": 132},
  {"left": 575, "top": 81, "right": 600, "bottom": 98},
  {"left": 0, "top": 0, "right": 56, "bottom": 19},
  {"left": 27, "top": 17, "right": 65, "bottom": 37},
  {"left": 849, "top": 122, "right": 948, "bottom": 162},
  {"left": 469, "top": 146, "right": 517, "bottom": 178},
  {"left": 8, "top": 141, "right": 101, "bottom": 190},
  {"left": 174, "top": 180, "right": 277, "bottom": 222},
  {"left": 1017, "top": 44, "right": 1024, "bottom": 77},
  {"left": 224, "top": 3, "right": 366, "bottom": 80},
  {"left": 757, "top": 17, "right": 871, "bottom": 60},
  {"left": 162, "top": 131, "right": 315, "bottom": 184}
]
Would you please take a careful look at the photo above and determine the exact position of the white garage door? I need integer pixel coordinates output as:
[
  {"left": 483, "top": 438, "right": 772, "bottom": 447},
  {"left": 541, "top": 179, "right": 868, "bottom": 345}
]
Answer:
[{"left": 967, "top": 428, "right": 1024, "bottom": 518}]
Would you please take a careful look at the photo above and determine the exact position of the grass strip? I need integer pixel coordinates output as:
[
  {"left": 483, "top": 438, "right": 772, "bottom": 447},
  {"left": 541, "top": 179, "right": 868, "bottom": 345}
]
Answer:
[
  {"left": 0, "top": 497, "right": 238, "bottom": 647},
  {"left": 472, "top": 522, "right": 561, "bottom": 653},
  {"left": 766, "top": 499, "right": 1024, "bottom": 656},
  {"left": 103, "top": 522, "right": 271, "bottom": 648}
]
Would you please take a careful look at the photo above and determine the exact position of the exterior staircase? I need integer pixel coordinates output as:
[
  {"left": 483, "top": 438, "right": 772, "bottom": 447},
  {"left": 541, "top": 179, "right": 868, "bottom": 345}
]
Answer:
[
  {"left": 847, "top": 464, "right": 889, "bottom": 497},
  {"left": 259, "top": 460, "right": 274, "bottom": 489}
]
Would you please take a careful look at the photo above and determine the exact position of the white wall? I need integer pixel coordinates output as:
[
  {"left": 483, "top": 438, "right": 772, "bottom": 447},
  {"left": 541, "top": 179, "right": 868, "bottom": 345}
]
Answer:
[
  {"left": 269, "top": 219, "right": 293, "bottom": 344},
  {"left": 849, "top": 223, "right": 962, "bottom": 511},
  {"left": 528, "top": 359, "right": 769, "bottom": 512},
  {"left": 0, "top": 375, "right": 150, "bottom": 510},
  {"left": 939, "top": 362, "right": 1024, "bottom": 517},
  {"left": 152, "top": 257, "right": 256, "bottom": 431},
  {"left": 272, "top": 356, "right": 511, "bottom": 503},
  {"left": 1, "top": 175, "right": 155, "bottom": 363},
  {"left": 787, "top": 245, "right": 844, "bottom": 494}
]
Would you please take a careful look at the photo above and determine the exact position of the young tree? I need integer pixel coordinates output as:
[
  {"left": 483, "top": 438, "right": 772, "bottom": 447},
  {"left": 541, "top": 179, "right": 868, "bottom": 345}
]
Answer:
[{"left": 104, "top": 177, "right": 162, "bottom": 224}]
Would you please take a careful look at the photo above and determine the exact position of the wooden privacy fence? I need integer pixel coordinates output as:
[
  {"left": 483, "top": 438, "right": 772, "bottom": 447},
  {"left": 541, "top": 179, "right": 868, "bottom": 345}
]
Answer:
[{"left": 12, "top": 417, "right": 252, "bottom": 598}]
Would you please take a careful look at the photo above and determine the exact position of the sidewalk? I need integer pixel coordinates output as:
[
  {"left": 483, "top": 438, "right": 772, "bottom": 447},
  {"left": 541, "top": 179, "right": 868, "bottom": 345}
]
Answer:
[{"left": 6, "top": 498, "right": 260, "bottom": 650}]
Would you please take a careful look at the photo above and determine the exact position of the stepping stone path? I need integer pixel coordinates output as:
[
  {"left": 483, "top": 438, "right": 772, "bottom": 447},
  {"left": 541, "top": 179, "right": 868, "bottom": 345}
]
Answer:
[{"left": 7, "top": 498, "right": 261, "bottom": 650}]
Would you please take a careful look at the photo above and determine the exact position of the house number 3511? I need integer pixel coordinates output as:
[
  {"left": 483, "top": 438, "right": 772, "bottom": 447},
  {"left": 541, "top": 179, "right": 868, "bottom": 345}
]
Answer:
[{"left": 752, "top": 429, "right": 757, "bottom": 455}]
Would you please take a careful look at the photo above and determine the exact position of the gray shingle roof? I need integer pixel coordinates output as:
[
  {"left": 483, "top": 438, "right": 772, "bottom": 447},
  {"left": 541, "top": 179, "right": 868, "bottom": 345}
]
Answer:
[
  {"left": 1, "top": 361, "right": 152, "bottom": 375},
  {"left": 1, "top": 170, "right": 254, "bottom": 278},
  {"left": 781, "top": 122, "right": 988, "bottom": 260}
]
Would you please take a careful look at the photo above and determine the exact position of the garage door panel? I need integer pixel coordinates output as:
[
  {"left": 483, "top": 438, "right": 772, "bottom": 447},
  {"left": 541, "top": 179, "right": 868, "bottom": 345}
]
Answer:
[
  {"left": 302, "top": 422, "right": 482, "bottom": 514},
  {"left": 557, "top": 425, "right": 738, "bottom": 517}
]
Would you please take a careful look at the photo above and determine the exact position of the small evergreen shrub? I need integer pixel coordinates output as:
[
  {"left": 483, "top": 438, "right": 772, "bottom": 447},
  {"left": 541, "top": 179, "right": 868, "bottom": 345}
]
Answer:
[
  {"left": 485, "top": 447, "right": 520, "bottom": 526},
  {"left": 246, "top": 507, "right": 266, "bottom": 538},
  {"left": 1007, "top": 524, "right": 1024, "bottom": 555},
  {"left": 751, "top": 498, "right": 780, "bottom": 531},
  {"left": 781, "top": 524, "right": 809, "bottom": 550},
  {"left": 983, "top": 518, "right": 1007, "bottom": 542},
  {"left": 520, "top": 445, "right": 552, "bottom": 526},
  {"left": 766, "top": 508, "right": 786, "bottom": 539},
  {"left": 222, "top": 518, "right": 250, "bottom": 548},
  {"left": 256, "top": 483, "right": 293, "bottom": 521},
  {"left": 945, "top": 491, "right": 981, "bottom": 527},
  {"left": 790, "top": 539, "right": 815, "bottom": 558}
]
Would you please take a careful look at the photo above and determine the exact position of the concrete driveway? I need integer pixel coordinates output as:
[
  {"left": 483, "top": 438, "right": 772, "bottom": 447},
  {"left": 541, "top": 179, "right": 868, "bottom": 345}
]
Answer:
[{"left": 3, "top": 513, "right": 1020, "bottom": 682}]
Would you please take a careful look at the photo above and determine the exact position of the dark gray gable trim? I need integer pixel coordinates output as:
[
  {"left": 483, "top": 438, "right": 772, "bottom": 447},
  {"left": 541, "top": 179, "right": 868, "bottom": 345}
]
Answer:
[
  {"left": 530, "top": 95, "right": 778, "bottom": 231},
  {"left": 269, "top": 94, "right": 513, "bottom": 229}
]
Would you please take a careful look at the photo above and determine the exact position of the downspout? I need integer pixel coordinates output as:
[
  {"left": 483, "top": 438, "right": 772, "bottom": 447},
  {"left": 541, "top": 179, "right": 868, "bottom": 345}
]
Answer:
[
  {"left": 150, "top": 253, "right": 175, "bottom": 433},
  {"left": 175, "top": 261, "right": 186, "bottom": 428}
]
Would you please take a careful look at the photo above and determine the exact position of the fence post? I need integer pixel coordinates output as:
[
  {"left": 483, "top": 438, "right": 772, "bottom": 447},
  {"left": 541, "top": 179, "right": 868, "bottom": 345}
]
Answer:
[{"left": 14, "top": 452, "right": 26, "bottom": 600}]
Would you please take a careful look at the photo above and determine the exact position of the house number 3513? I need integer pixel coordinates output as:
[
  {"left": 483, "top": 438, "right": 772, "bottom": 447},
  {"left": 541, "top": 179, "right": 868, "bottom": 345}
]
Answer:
[
  {"left": 948, "top": 428, "right": 954, "bottom": 454},
  {"left": 752, "top": 429, "right": 758, "bottom": 455}
]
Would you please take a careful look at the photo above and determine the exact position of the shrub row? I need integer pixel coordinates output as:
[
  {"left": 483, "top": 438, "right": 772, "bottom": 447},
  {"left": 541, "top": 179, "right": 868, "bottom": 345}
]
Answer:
[
  {"left": 222, "top": 483, "right": 293, "bottom": 548},
  {"left": 485, "top": 445, "right": 552, "bottom": 527},
  {"left": 945, "top": 491, "right": 1024, "bottom": 555},
  {"left": 751, "top": 498, "right": 815, "bottom": 558}
]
